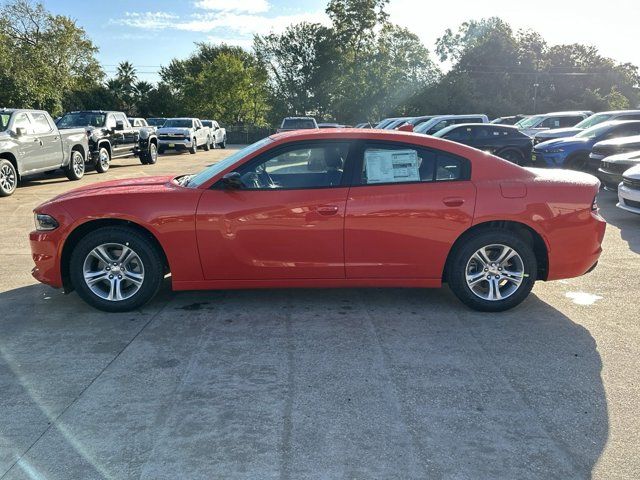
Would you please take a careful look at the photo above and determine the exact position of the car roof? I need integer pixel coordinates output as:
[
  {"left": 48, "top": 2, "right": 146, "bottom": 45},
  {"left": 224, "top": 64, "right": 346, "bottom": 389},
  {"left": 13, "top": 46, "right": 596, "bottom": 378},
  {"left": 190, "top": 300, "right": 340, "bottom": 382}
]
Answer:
[
  {"left": 165, "top": 117, "right": 196, "bottom": 120},
  {"left": 446, "top": 123, "right": 518, "bottom": 129},
  {"left": 535, "top": 111, "right": 591, "bottom": 116},
  {"left": 283, "top": 116, "right": 315, "bottom": 120}
]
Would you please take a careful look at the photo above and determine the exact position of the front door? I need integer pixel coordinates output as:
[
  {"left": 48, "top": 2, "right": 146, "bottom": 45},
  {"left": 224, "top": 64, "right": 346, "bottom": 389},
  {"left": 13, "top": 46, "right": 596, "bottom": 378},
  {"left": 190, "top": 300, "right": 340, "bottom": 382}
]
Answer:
[
  {"left": 196, "top": 141, "right": 352, "bottom": 280},
  {"left": 30, "top": 112, "right": 63, "bottom": 170},
  {"left": 344, "top": 141, "right": 476, "bottom": 279},
  {"left": 11, "top": 113, "right": 42, "bottom": 175}
]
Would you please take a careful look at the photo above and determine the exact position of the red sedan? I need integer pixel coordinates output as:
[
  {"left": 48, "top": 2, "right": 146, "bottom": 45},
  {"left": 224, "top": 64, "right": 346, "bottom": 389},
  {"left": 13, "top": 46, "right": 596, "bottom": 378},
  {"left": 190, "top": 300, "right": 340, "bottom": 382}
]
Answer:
[{"left": 30, "top": 129, "right": 606, "bottom": 312}]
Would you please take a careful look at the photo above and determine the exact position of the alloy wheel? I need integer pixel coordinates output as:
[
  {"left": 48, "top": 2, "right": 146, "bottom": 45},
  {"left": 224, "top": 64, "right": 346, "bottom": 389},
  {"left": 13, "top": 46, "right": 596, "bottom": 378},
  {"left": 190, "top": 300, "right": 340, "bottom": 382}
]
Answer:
[
  {"left": 0, "top": 163, "right": 16, "bottom": 192},
  {"left": 72, "top": 151, "right": 84, "bottom": 176},
  {"left": 82, "top": 243, "right": 145, "bottom": 301},
  {"left": 465, "top": 244, "right": 525, "bottom": 301}
]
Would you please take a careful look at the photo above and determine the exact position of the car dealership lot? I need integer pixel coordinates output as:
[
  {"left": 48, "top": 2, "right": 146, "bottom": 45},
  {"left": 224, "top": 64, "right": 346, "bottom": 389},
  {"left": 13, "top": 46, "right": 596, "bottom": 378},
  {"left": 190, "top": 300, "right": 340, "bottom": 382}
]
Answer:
[{"left": 1, "top": 148, "right": 639, "bottom": 479}]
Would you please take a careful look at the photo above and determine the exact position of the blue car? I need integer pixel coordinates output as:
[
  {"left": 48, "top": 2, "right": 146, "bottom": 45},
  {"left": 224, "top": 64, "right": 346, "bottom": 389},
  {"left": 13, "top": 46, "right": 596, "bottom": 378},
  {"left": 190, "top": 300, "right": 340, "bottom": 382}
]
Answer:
[{"left": 531, "top": 120, "right": 640, "bottom": 170}]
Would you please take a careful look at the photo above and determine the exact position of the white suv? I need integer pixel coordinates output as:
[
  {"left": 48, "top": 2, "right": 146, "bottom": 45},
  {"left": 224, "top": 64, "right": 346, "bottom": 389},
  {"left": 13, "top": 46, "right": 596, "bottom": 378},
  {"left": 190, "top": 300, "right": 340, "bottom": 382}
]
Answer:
[{"left": 157, "top": 118, "right": 210, "bottom": 154}]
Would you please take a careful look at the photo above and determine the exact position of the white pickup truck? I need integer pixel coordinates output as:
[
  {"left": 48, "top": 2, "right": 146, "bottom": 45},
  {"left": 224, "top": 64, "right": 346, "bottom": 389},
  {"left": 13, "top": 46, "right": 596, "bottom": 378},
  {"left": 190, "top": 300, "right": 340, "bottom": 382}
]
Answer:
[
  {"left": 157, "top": 118, "right": 211, "bottom": 154},
  {"left": 201, "top": 120, "right": 227, "bottom": 149}
]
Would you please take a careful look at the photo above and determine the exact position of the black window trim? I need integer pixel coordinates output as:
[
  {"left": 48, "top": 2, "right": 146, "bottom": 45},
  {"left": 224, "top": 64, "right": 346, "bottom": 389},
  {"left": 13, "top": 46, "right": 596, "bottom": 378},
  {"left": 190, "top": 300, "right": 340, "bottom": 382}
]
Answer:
[
  {"left": 211, "top": 139, "right": 357, "bottom": 191},
  {"left": 349, "top": 140, "right": 472, "bottom": 188}
]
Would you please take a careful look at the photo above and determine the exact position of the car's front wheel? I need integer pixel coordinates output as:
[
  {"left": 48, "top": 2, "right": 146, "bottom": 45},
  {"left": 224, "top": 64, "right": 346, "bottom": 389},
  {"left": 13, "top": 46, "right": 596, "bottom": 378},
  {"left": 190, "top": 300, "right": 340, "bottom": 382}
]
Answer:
[
  {"left": 447, "top": 230, "right": 537, "bottom": 312},
  {"left": 95, "top": 147, "right": 110, "bottom": 173},
  {"left": 189, "top": 138, "right": 197, "bottom": 154},
  {"left": 0, "top": 159, "right": 18, "bottom": 197},
  {"left": 70, "top": 227, "right": 164, "bottom": 312}
]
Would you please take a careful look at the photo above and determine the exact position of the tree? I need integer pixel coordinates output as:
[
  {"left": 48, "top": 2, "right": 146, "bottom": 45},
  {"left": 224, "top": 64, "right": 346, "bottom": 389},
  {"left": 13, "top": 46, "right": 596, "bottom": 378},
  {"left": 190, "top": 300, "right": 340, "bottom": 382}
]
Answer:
[{"left": 0, "top": 0, "right": 102, "bottom": 114}]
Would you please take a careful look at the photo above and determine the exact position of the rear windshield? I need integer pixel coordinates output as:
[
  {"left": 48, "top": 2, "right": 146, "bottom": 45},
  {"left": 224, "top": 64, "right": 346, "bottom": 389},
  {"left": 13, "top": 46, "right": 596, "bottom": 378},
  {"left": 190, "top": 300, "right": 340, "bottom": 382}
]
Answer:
[
  {"left": 202, "top": 121, "right": 213, "bottom": 127},
  {"left": 282, "top": 119, "right": 316, "bottom": 129},
  {"left": 0, "top": 113, "right": 11, "bottom": 132},
  {"left": 163, "top": 119, "right": 193, "bottom": 128},
  {"left": 58, "top": 112, "right": 106, "bottom": 128}
]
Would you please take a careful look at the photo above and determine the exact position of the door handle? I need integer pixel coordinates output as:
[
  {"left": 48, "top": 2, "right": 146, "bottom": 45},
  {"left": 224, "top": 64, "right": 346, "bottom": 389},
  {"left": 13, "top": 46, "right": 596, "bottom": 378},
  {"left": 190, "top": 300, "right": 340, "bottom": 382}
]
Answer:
[
  {"left": 443, "top": 197, "right": 465, "bottom": 207},
  {"left": 316, "top": 205, "right": 339, "bottom": 216}
]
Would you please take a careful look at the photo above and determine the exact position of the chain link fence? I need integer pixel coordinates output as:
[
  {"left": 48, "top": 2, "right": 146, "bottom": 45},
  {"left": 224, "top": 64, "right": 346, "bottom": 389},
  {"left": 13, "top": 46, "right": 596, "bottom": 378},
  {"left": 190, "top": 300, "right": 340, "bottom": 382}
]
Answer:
[{"left": 225, "top": 126, "right": 277, "bottom": 145}]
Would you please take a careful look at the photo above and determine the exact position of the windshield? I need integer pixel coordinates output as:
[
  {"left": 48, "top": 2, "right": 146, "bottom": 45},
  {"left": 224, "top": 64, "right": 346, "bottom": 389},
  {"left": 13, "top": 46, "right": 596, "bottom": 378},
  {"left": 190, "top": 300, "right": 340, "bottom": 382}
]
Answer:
[
  {"left": 576, "top": 123, "right": 614, "bottom": 139},
  {"left": 574, "top": 114, "right": 612, "bottom": 130},
  {"left": 515, "top": 115, "right": 544, "bottom": 129},
  {"left": 0, "top": 113, "right": 11, "bottom": 132},
  {"left": 282, "top": 119, "right": 316, "bottom": 129},
  {"left": 164, "top": 119, "right": 193, "bottom": 128},
  {"left": 147, "top": 118, "right": 166, "bottom": 127},
  {"left": 187, "top": 137, "right": 274, "bottom": 188},
  {"left": 58, "top": 112, "right": 106, "bottom": 128}
]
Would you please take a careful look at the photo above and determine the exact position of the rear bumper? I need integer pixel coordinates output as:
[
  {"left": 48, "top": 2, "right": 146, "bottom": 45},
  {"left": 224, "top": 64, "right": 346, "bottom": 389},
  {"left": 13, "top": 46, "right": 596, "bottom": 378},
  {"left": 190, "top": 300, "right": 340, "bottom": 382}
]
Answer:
[{"left": 546, "top": 211, "right": 606, "bottom": 281}]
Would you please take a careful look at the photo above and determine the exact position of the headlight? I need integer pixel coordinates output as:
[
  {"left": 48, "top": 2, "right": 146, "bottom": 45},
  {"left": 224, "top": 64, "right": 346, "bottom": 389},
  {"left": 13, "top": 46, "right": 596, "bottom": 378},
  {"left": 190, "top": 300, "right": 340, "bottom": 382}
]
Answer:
[{"left": 34, "top": 213, "right": 59, "bottom": 231}]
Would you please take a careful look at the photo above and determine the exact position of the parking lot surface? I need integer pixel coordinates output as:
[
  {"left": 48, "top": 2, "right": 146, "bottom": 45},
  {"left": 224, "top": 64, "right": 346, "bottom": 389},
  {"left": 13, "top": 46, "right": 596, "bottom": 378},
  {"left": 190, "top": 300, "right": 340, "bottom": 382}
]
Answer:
[{"left": 1, "top": 147, "right": 639, "bottom": 479}]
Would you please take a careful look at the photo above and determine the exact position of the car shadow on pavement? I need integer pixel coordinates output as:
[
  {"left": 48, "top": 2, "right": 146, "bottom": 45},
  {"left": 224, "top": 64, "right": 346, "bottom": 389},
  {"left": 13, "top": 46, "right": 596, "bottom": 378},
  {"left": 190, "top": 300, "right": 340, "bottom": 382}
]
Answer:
[
  {"left": 0, "top": 282, "right": 607, "bottom": 479},
  {"left": 597, "top": 190, "right": 640, "bottom": 254}
]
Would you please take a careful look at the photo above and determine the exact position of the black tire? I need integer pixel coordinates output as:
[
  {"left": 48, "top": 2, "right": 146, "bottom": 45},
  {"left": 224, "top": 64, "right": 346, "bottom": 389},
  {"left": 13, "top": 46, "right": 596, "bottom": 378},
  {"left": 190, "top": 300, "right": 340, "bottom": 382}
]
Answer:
[
  {"left": 219, "top": 136, "right": 227, "bottom": 149},
  {"left": 69, "top": 226, "right": 164, "bottom": 312},
  {"left": 497, "top": 148, "right": 525, "bottom": 165},
  {"left": 564, "top": 153, "right": 589, "bottom": 172},
  {"left": 65, "top": 149, "right": 85, "bottom": 181},
  {"left": 0, "top": 159, "right": 18, "bottom": 197},
  {"left": 203, "top": 137, "right": 211, "bottom": 151},
  {"left": 447, "top": 229, "right": 537, "bottom": 312},
  {"left": 189, "top": 138, "right": 197, "bottom": 155},
  {"left": 140, "top": 142, "right": 158, "bottom": 165},
  {"left": 95, "top": 146, "right": 110, "bottom": 173}
]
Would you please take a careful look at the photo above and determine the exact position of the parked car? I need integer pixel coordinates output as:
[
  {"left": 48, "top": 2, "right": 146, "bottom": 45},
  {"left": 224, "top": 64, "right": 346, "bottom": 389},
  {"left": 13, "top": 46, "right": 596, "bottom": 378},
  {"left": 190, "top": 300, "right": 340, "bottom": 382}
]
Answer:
[
  {"left": 491, "top": 115, "right": 529, "bottom": 125},
  {"left": 589, "top": 134, "right": 640, "bottom": 165},
  {"left": 412, "top": 115, "right": 489, "bottom": 135},
  {"left": 157, "top": 118, "right": 210, "bottom": 154},
  {"left": 617, "top": 165, "right": 640, "bottom": 214},
  {"left": 433, "top": 124, "right": 533, "bottom": 165},
  {"left": 29, "top": 129, "right": 605, "bottom": 314},
  {"left": 531, "top": 120, "right": 640, "bottom": 171},
  {"left": 147, "top": 118, "right": 167, "bottom": 128},
  {"left": 400, "top": 115, "right": 436, "bottom": 130},
  {"left": 128, "top": 117, "right": 149, "bottom": 128},
  {"left": 0, "top": 108, "right": 89, "bottom": 197},
  {"left": 383, "top": 117, "right": 413, "bottom": 130},
  {"left": 276, "top": 117, "right": 318, "bottom": 133},
  {"left": 318, "top": 123, "right": 349, "bottom": 129},
  {"left": 516, "top": 111, "right": 592, "bottom": 137},
  {"left": 201, "top": 120, "right": 227, "bottom": 149},
  {"left": 57, "top": 110, "right": 158, "bottom": 172},
  {"left": 354, "top": 122, "right": 372, "bottom": 129},
  {"left": 374, "top": 117, "right": 403, "bottom": 129},
  {"left": 596, "top": 151, "right": 640, "bottom": 191},
  {"left": 533, "top": 110, "right": 640, "bottom": 145}
]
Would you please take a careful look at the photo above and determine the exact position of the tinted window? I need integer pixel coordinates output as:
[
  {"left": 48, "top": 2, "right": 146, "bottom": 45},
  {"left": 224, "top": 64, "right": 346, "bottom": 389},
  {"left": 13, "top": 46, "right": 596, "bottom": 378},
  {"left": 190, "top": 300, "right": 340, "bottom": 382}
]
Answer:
[
  {"left": 443, "top": 127, "right": 472, "bottom": 141},
  {"left": 31, "top": 113, "right": 52, "bottom": 134},
  {"left": 558, "top": 116, "right": 584, "bottom": 127},
  {"left": 202, "top": 121, "right": 213, "bottom": 128},
  {"left": 617, "top": 114, "right": 640, "bottom": 121},
  {"left": 58, "top": 112, "right": 106, "bottom": 128},
  {"left": 540, "top": 117, "right": 562, "bottom": 128},
  {"left": 607, "top": 124, "right": 640, "bottom": 139},
  {"left": 425, "top": 120, "right": 453, "bottom": 135},
  {"left": 238, "top": 143, "right": 349, "bottom": 189},
  {"left": 457, "top": 117, "right": 484, "bottom": 124},
  {"left": 164, "top": 119, "right": 193, "bottom": 128},
  {"left": 282, "top": 119, "right": 316, "bottom": 129},
  {"left": 359, "top": 144, "right": 469, "bottom": 184}
]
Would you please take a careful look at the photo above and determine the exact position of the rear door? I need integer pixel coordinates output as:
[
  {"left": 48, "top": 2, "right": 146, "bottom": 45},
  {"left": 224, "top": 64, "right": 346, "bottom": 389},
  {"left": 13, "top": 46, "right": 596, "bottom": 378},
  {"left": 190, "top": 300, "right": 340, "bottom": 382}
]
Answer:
[{"left": 344, "top": 141, "right": 476, "bottom": 279}]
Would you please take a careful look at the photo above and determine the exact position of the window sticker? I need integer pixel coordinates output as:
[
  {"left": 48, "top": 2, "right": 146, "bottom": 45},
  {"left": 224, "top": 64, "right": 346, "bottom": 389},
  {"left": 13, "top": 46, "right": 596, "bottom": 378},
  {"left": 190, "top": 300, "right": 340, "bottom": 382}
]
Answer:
[{"left": 365, "top": 149, "right": 420, "bottom": 184}]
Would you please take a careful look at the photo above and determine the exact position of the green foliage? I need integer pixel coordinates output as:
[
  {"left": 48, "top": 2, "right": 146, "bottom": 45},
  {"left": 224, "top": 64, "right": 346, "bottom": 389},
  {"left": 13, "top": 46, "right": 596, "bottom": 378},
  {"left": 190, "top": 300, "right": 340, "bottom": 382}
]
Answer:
[{"left": 0, "top": 0, "right": 102, "bottom": 115}]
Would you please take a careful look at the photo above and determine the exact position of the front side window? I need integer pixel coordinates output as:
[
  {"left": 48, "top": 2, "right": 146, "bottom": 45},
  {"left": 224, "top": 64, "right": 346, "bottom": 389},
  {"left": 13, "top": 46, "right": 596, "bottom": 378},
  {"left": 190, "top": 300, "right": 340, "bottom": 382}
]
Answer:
[
  {"left": 444, "top": 127, "right": 472, "bottom": 141},
  {"left": 31, "top": 113, "right": 53, "bottom": 134},
  {"left": 12, "top": 113, "right": 32, "bottom": 132},
  {"left": 540, "top": 117, "right": 561, "bottom": 128},
  {"left": 237, "top": 143, "right": 349, "bottom": 189},
  {"left": 359, "top": 144, "right": 469, "bottom": 185}
]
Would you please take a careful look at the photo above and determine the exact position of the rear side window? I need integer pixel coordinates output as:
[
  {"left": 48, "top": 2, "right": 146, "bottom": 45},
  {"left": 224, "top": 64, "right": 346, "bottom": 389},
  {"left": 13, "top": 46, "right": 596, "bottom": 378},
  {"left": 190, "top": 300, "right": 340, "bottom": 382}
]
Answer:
[
  {"left": 31, "top": 113, "right": 53, "bottom": 134},
  {"left": 359, "top": 144, "right": 469, "bottom": 185},
  {"left": 282, "top": 119, "right": 316, "bottom": 129}
]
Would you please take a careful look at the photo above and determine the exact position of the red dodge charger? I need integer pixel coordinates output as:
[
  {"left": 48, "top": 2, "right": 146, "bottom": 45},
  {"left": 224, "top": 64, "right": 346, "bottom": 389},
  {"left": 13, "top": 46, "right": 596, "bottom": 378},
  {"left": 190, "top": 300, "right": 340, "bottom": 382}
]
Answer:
[{"left": 30, "top": 129, "right": 606, "bottom": 312}]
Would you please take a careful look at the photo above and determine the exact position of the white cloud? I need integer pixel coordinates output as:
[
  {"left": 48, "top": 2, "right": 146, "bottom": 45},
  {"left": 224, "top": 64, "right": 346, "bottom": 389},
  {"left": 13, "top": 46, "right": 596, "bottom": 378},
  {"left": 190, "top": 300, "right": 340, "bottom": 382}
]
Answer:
[
  {"left": 194, "top": 0, "right": 270, "bottom": 13},
  {"left": 114, "top": 12, "right": 178, "bottom": 30},
  {"left": 176, "top": 11, "right": 327, "bottom": 35}
]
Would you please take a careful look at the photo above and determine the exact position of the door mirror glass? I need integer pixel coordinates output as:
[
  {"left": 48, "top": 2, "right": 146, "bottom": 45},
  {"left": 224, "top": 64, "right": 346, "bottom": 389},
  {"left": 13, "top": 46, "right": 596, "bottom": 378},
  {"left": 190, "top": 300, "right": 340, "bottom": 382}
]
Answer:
[{"left": 222, "top": 172, "right": 243, "bottom": 189}]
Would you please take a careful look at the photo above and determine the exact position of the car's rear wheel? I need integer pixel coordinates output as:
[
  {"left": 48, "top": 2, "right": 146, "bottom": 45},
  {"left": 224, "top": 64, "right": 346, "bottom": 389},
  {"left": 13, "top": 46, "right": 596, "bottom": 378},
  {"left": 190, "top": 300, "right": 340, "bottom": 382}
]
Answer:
[
  {"left": 0, "top": 159, "right": 18, "bottom": 196},
  {"left": 140, "top": 142, "right": 158, "bottom": 165},
  {"left": 70, "top": 227, "right": 164, "bottom": 312},
  {"left": 65, "top": 149, "right": 85, "bottom": 180},
  {"left": 447, "top": 230, "right": 537, "bottom": 312},
  {"left": 203, "top": 137, "right": 211, "bottom": 151},
  {"left": 189, "top": 138, "right": 197, "bottom": 155},
  {"left": 96, "top": 146, "right": 110, "bottom": 173}
]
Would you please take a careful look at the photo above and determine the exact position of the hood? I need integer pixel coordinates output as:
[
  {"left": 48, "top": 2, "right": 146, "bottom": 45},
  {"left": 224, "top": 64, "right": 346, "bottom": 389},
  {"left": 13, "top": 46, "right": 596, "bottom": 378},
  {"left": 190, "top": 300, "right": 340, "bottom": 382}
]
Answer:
[
  {"left": 42, "top": 175, "right": 175, "bottom": 205},
  {"left": 534, "top": 137, "right": 590, "bottom": 150},
  {"left": 623, "top": 164, "right": 640, "bottom": 179},
  {"left": 535, "top": 128, "right": 582, "bottom": 139},
  {"left": 601, "top": 150, "right": 640, "bottom": 163},
  {"left": 593, "top": 134, "right": 640, "bottom": 148}
]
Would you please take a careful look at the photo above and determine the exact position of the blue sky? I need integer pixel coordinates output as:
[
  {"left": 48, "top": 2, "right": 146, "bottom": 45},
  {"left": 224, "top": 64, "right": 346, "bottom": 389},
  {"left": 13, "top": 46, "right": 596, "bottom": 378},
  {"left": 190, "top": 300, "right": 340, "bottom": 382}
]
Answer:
[{"left": 44, "top": 0, "right": 640, "bottom": 83}]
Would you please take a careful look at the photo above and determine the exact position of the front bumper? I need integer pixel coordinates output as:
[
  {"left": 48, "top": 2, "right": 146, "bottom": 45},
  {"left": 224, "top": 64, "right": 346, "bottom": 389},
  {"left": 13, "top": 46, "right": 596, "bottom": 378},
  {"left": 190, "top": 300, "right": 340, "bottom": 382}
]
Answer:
[
  {"left": 158, "top": 138, "right": 192, "bottom": 150},
  {"left": 596, "top": 168, "right": 623, "bottom": 191},
  {"left": 531, "top": 151, "right": 566, "bottom": 168},
  {"left": 617, "top": 184, "right": 640, "bottom": 214},
  {"left": 30, "top": 228, "right": 65, "bottom": 288}
]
